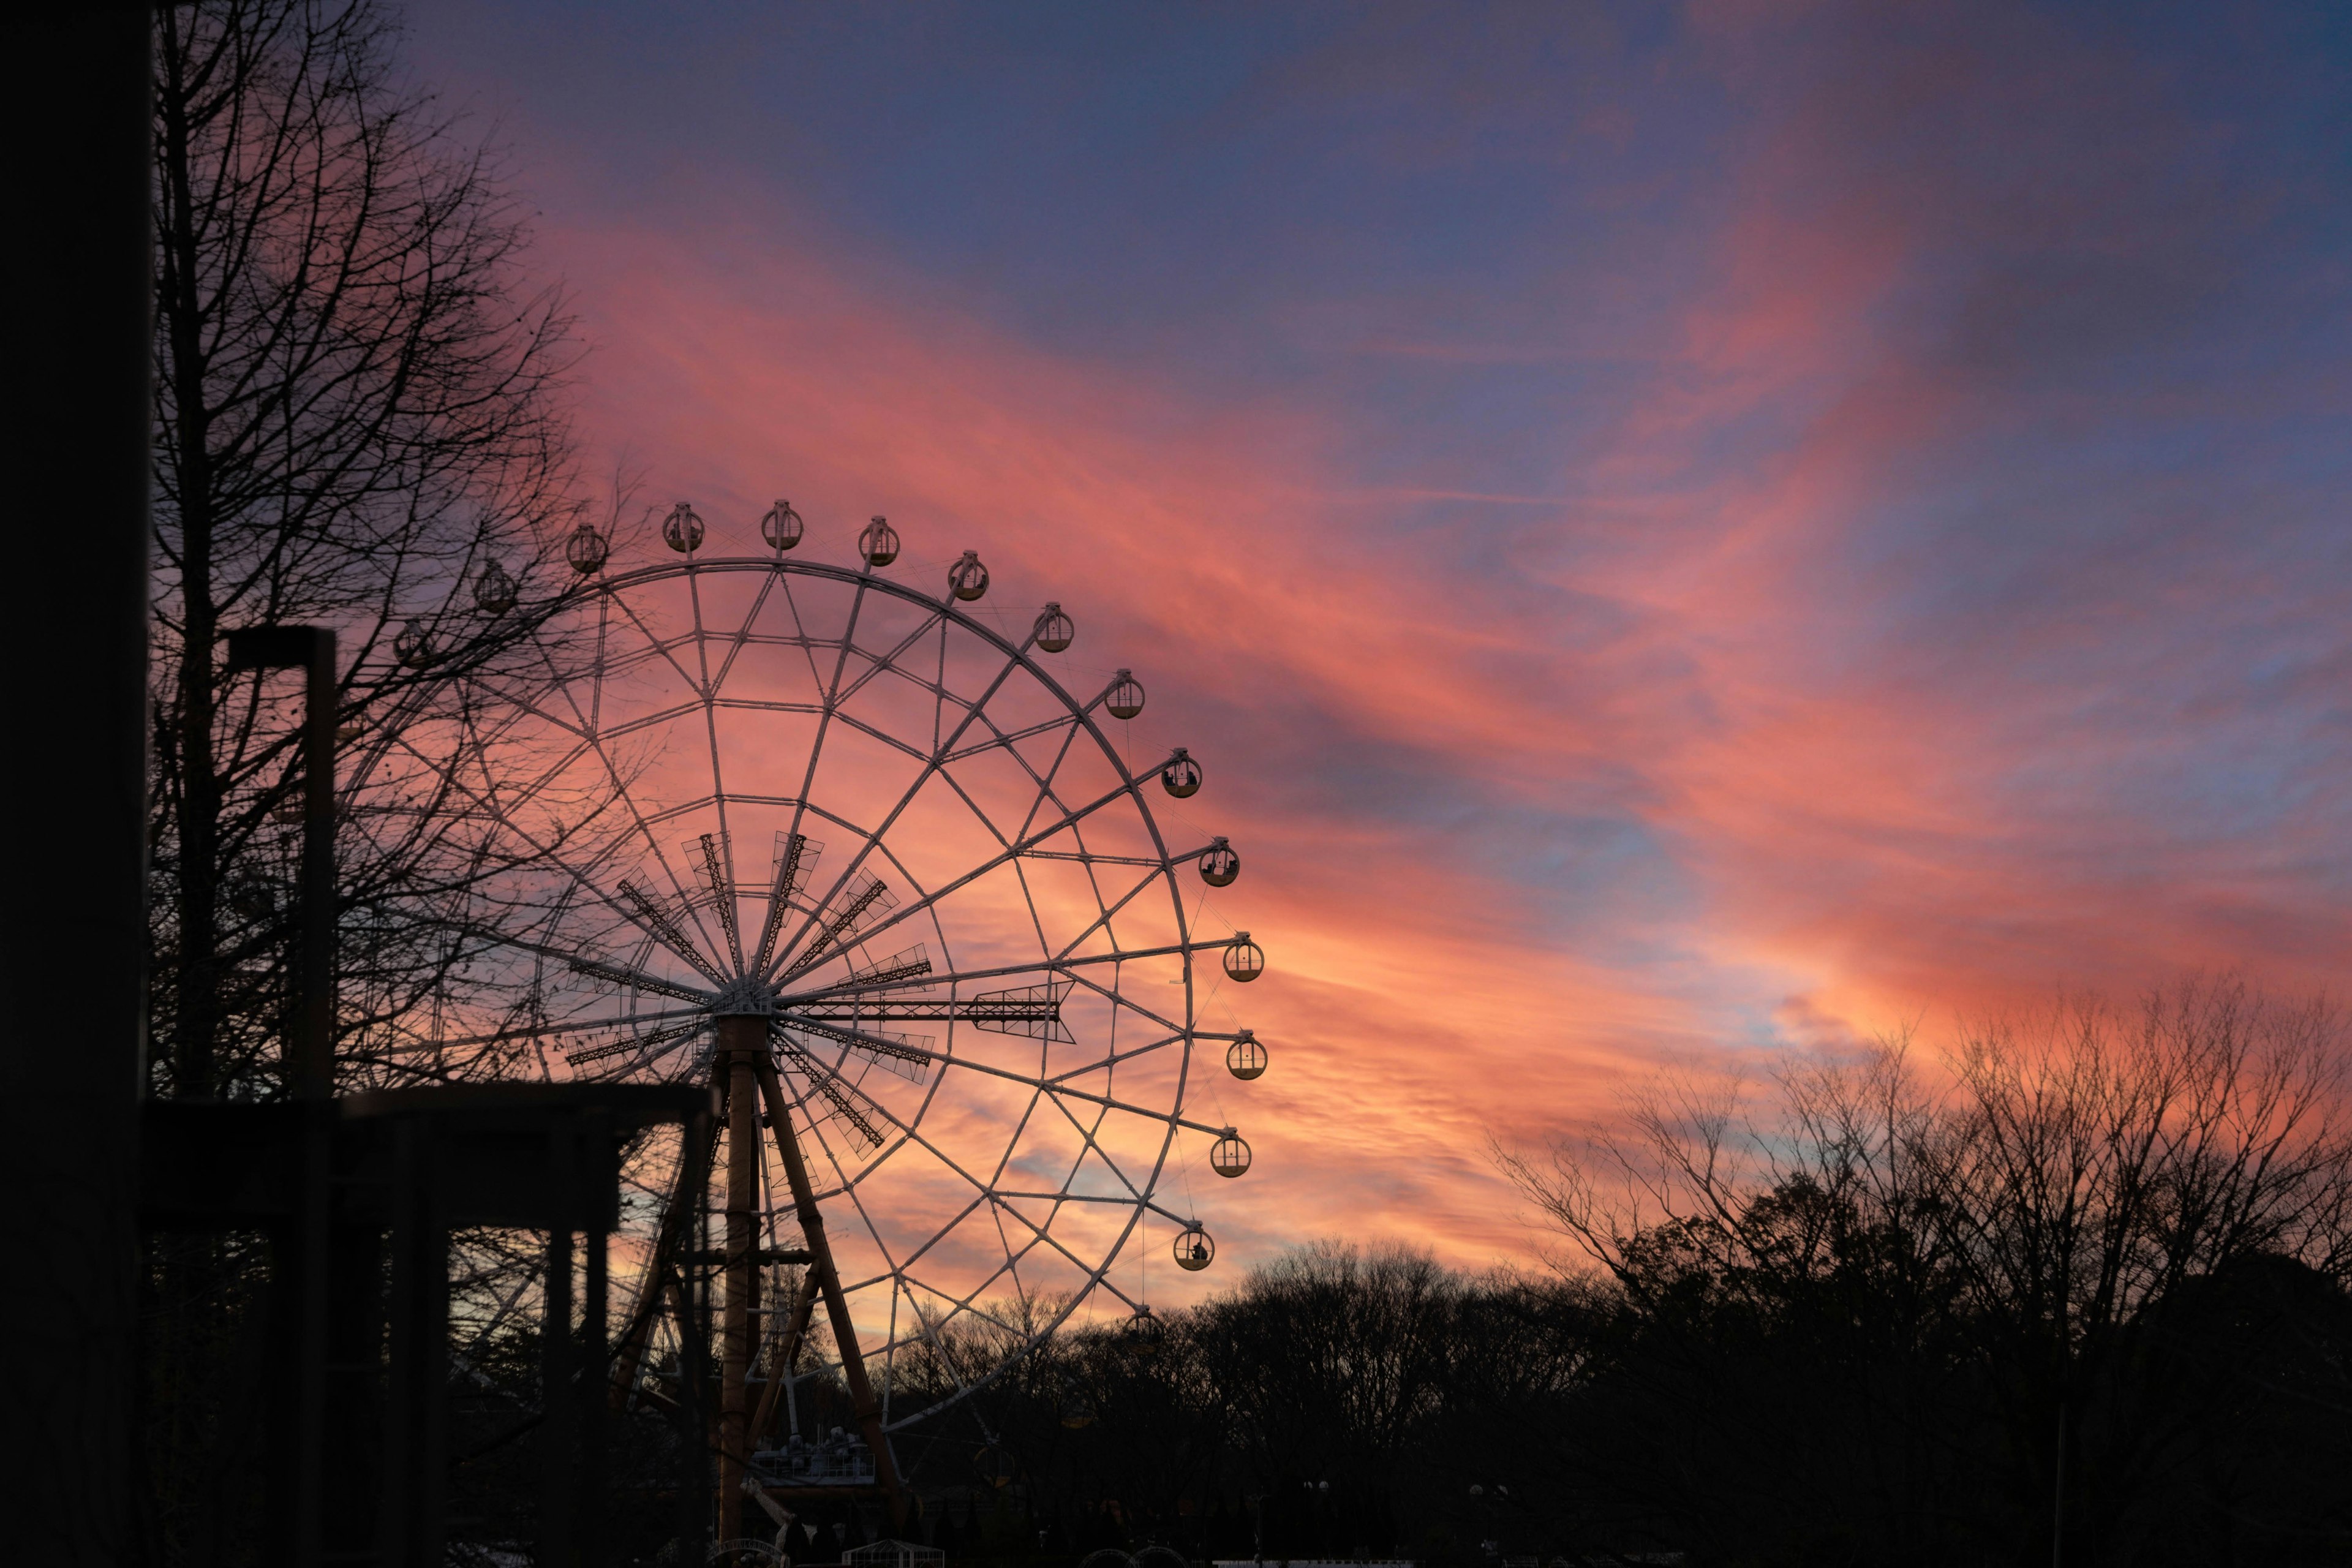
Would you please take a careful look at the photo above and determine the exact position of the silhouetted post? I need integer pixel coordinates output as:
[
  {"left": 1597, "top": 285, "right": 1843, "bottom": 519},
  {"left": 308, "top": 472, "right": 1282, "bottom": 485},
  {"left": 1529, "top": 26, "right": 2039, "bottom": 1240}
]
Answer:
[
  {"left": 2051, "top": 1398, "right": 2067, "bottom": 1568},
  {"left": 677, "top": 1112, "right": 715, "bottom": 1566},
  {"left": 224, "top": 624, "right": 339, "bottom": 1568},
  {"left": 545, "top": 1224, "right": 577, "bottom": 1558},
  {"left": 582, "top": 1109, "right": 611, "bottom": 1568}
]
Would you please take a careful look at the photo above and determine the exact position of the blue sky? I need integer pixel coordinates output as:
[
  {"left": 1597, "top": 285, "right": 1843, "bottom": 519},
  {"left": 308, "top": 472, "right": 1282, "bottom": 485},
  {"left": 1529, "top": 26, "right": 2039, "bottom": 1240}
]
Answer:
[{"left": 404, "top": 0, "right": 2351, "bottom": 1266}]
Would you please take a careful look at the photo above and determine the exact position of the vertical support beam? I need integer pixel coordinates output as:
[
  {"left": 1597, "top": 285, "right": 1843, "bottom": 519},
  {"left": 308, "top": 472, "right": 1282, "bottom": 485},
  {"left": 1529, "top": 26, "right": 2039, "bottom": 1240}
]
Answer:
[
  {"left": 581, "top": 1112, "right": 610, "bottom": 1568},
  {"left": 717, "top": 1017, "right": 765, "bottom": 1545},
  {"left": 747, "top": 1272, "right": 815, "bottom": 1449},
  {"left": 296, "top": 629, "right": 339, "bottom": 1568},
  {"left": 380, "top": 1117, "right": 449, "bottom": 1568},
  {"left": 226, "top": 624, "right": 341, "bottom": 1568},
  {"left": 541, "top": 1133, "right": 578, "bottom": 1568},
  {"left": 750, "top": 1054, "right": 907, "bottom": 1524},
  {"left": 298, "top": 632, "right": 339, "bottom": 1096},
  {"left": 674, "top": 1099, "right": 714, "bottom": 1567}
]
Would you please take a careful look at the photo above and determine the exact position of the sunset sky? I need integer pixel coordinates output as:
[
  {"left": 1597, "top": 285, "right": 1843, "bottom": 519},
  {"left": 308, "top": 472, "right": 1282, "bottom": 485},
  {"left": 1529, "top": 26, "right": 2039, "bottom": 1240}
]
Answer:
[{"left": 407, "top": 0, "right": 2351, "bottom": 1280}]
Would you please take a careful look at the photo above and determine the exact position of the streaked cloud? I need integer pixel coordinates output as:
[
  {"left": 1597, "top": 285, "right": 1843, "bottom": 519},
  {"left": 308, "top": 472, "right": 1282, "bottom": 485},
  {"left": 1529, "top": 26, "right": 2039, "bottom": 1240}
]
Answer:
[{"left": 410, "top": 0, "right": 2351, "bottom": 1280}]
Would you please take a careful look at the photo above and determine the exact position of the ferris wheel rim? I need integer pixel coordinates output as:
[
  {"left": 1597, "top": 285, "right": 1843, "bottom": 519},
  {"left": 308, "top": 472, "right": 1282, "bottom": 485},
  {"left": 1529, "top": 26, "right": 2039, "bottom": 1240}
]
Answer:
[{"left": 426, "top": 547, "right": 1241, "bottom": 1433}]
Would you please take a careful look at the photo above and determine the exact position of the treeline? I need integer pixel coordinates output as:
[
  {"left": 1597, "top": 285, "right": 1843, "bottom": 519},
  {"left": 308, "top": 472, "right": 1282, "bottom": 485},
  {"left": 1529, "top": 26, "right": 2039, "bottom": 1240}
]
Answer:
[{"left": 907, "top": 985, "right": 2352, "bottom": 1568}]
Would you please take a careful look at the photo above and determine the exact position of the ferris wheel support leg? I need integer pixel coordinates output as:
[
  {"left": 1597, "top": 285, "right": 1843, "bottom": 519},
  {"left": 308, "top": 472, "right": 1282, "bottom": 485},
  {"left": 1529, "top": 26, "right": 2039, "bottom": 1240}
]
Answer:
[
  {"left": 748, "top": 1047, "right": 910, "bottom": 1528},
  {"left": 718, "top": 1045, "right": 763, "bottom": 1548}
]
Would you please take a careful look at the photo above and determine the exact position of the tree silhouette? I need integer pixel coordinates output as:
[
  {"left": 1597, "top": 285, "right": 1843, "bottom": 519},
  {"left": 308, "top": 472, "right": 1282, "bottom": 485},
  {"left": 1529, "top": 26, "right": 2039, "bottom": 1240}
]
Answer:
[
  {"left": 141, "top": 5, "right": 597, "bottom": 1559},
  {"left": 150, "top": 0, "right": 589, "bottom": 1104}
]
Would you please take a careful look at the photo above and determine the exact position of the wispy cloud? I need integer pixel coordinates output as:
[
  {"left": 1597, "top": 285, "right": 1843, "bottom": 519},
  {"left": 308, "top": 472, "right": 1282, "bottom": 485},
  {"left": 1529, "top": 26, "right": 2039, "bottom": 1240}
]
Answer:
[{"left": 414, "top": 0, "right": 2352, "bottom": 1280}]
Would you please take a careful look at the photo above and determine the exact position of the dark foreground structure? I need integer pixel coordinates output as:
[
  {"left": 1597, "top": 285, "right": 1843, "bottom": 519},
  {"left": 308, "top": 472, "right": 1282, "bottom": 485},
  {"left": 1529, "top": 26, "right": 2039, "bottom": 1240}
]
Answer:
[
  {"left": 7, "top": 17, "right": 718, "bottom": 1567},
  {"left": 10, "top": 7, "right": 158, "bottom": 1563}
]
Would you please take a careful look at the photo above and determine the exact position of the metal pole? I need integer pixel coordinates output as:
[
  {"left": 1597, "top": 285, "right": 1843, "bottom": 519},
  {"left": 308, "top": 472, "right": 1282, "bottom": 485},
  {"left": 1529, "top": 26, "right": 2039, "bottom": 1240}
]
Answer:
[
  {"left": 582, "top": 1111, "right": 611, "bottom": 1568},
  {"left": 718, "top": 1017, "right": 765, "bottom": 1545},
  {"left": 2051, "top": 1397, "right": 2066, "bottom": 1568},
  {"left": 298, "top": 631, "right": 337, "bottom": 1096},
  {"left": 221, "top": 624, "right": 343, "bottom": 1568},
  {"left": 296, "top": 630, "right": 337, "bottom": 1568},
  {"left": 220, "top": 625, "right": 342, "bottom": 1567},
  {"left": 543, "top": 1136, "right": 577, "bottom": 1568},
  {"left": 747, "top": 1272, "right": 815, "bottom": 1449},
  {"left": 677, "top": 1109, "right": 714, "bottom": 1567}
]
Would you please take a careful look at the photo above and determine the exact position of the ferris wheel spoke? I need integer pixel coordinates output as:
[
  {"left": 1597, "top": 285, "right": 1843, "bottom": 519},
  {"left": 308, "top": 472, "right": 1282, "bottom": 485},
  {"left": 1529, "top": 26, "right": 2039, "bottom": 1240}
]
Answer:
[
  {"left": 820, "top": 709, "right": 938, "bottom": 767},
  {"left": 880, "top": 1287, "right": 984, "bottom": 1408},
  {"left": 1143, "top": 1199, "right": 1201, "bottom": 1229},
  {"left": 1061, "top": 966, "right": 1187, "bottom": 1037},
  {"left": 786, "top": 1058, "right": 935, "bottom": 1365},
  {"left": 1041, "top": 1080, "right": 1170, "bottom": 1208},
  {"left": 1046, "top": 1030, "right": 1186, "bottom": 1084},
  {"left": 781, "top": 938, "right": 1229, "bottom": 1006},
  {"left": 1007, "top": 706, "right": 1089, "bottom": 842},
  {"left": 565, "top": 1019, "right": 711, "bottom": 1073},
  {"left": 682, "top": 570, "right": 748, "bottom": 972},
  {"left": 982, "top": 1190, "right": 1149, "bottom": 1204},
  {"left": 763, "top": 573, "right": 869, "bottom": 976},
  {"left": 777, "top": 1017, "right": 1224, "bottom": 1139},
  {"left": 709, "top": 697, "right": 826, "bottom": 718},
  {"left": 1047, "top": 863, "right": 1172, "bottom": 965},
  {"left": 1055, "top": 818, "right": 1139, "bottom": 990},
  {"left": 565, "top": 955, "right": 713, "bottom": 1006},
  {"left": 386, "top": 736, "right": 725, "bottom": 990},
  {"left": 873, "top": 1229, "right": 1109, "bottom": 1425},
  {"left": 568, "top": 586, "right": 737, "bottom": 966},
  {"left": 767, "top": 570, "right": 836, "bottom": 737},
  {"left": 768, "top": 772, "right": 1162, "bottom": 983},
  {"left": 869, "top": 1191, "right": 993, "bottom": 1281},
  {"left": 383, "top": 723, "right": 591, "bottom": 846},
  {"left": 767, "top": 639, "right": 1035, "bottom": 970},
  {"left": 778, "top": 1046, "right": 894, "bottom": 1155},
  {"left": 899, "top": 1252, "right": 1042, "bottom": 1338},
  {"left": 572, "top": 711, "right": 733, "bottom": 967},
  {"left": 374, "top": 1005, "right": 710, "bottom": 1054},
  {"left": 786, "top": 1047, "right": 1126, "bottom": 1300}
]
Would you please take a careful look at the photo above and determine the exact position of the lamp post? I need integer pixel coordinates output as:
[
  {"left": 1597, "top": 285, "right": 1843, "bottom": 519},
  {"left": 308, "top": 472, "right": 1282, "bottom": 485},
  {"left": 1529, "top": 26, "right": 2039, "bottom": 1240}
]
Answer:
[
  {"left": 225, "top": 625, "right": 339, "bottom": 1567},
  {"left": 224, "top": 627, "right": 339, "bottom": 1095}
]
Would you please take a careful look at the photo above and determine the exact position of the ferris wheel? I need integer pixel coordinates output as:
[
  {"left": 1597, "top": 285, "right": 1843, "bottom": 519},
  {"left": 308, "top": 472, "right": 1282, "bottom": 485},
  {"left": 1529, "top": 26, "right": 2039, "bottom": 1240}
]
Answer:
[{"left": 423, "top": 501, "right": 1268, "bottom": 1528}]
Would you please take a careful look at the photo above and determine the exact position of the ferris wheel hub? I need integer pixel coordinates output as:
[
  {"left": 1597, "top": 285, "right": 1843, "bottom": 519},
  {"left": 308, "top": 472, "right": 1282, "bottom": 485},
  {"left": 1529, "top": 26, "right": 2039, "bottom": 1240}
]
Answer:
[{"left": 710, "top": 978, "right": 776, "bottom": 1017}]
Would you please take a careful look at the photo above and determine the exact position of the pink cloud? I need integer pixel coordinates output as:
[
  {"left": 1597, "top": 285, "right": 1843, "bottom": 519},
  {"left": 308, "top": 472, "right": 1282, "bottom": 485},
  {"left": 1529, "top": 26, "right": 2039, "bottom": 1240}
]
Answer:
[{"left": 519, "top": 3, "right": 2348, "bottom": 1286}]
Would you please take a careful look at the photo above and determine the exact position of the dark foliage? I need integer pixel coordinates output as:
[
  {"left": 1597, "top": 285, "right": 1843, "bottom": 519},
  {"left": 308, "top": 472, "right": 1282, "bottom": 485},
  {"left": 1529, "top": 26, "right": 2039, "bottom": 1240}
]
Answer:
[{"left": 908, "top": 985, "right": 2352, "bottom": 1568}]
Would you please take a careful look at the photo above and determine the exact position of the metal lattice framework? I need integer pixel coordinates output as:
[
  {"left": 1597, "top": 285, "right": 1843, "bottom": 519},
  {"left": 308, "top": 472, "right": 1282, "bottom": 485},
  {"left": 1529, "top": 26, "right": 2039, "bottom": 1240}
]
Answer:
[{"left": 413, "top": 528, "right": 1263, "bottom": 1524}]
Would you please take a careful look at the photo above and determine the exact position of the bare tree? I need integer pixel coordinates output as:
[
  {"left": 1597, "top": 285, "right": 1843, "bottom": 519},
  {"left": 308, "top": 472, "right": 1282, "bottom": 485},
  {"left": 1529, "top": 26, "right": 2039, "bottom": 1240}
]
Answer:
[
  {"left": 150, "top": 0, "right": 589, "bottom": 1103},
  {"left": 142, "top": 5, "right": 599, "bottom": 1558},
  {"left": 1496, "top": 978, "right": 2352, "bottom": 1563}
]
